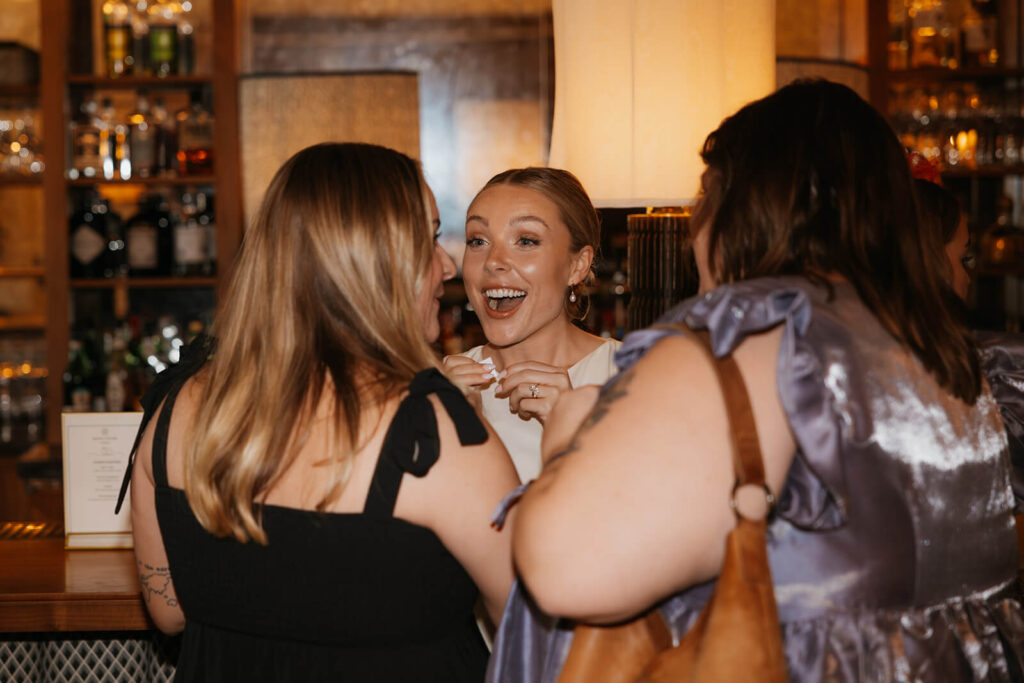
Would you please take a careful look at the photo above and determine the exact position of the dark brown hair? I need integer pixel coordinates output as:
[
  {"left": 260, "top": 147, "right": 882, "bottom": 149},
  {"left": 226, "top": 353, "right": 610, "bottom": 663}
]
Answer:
[
  {"left": 915, "top": 178, "right": 962, "bottom": 244},
  {"left": 698, "top": 79, "right": 980, "bottom": 403},
  {"left": 480, "top": 167, "right": 601, "bottom": 319}
]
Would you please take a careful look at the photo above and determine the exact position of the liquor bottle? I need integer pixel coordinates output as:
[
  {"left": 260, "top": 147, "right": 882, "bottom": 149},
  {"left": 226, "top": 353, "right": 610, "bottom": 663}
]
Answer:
[
  {"left": 115, "top": 111, "right": 131, "bottom": 180},
  {"left": 176, "top": 90, "right": 214, "bottom": 175},
  {"left": 102, "top": 198, "right": 126, "bottom": 278},
  {"left": 98, "top": 98, "right": 116, "bottom": 180},
  {"left": 152, "top": 97, "right": 178, "bottom": 176},
  {"left": 910, "top": 0, "right": 952, "bottom": 69},
  {"left": 105, "top": 335, "right": 128, "bottom": 412},
  {"left": 125, "top": 193, "right": 173, "bottom": 276},
  {"left": 888, "top": 0, "right": 910, "bottom": 70},
  {"left": 131, "top": 1, "right": 151, "bottom": 76},
  {"left": 129, "top": 92, "right": 157, "bottom": 178},
  {"left": 102, "top": 0, "right": 132, "bottom": 77},
  {"left": 69, "top": 97, "right": 102, "bottom": 180},
  {"left": 147, "top": 0, "right": 180, "bottom": 78},
  {"left": 980, "top": 195, "right": 1024, "bottom": 268},
  {"left": 63, "top": 339, "right": 95, "bottom": 412},
  {"left": 69, "top": 192, "right": 107, "bottom": 278},
  {"left": 961, "top": 0, "right": 998, "bottom": 67},
  {"left": 178, "top": 8, "right": 195, "bottom": 75},
  {"left": 196, "top": 189, "right": 216, "bottom": 273},
  {"left": 173, "top": 188, "right": 208, "bottom": 275}
]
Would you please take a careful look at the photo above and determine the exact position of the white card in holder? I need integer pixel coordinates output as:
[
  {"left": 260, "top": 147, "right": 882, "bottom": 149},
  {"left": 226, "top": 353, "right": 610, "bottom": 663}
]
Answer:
[{"left": 62, "top": 411, "right": 142, "bottom": 549}]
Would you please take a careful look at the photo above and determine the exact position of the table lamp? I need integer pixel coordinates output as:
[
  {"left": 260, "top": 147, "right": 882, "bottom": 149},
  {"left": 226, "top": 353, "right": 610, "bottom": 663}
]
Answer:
[{"left": 549, "top": 0, "right": 776, "bottom": 330}]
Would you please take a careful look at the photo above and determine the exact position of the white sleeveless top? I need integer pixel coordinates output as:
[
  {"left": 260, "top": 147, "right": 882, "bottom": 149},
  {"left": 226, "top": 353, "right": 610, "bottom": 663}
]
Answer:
[{"left": 460, "top": 339, "right": 621, "bottom": 482}]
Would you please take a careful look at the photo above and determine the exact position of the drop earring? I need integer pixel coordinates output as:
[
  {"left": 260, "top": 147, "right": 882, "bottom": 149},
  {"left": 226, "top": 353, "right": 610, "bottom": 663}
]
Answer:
[{"left": 569, "top": 287, "right": 577, "bottom": 303}]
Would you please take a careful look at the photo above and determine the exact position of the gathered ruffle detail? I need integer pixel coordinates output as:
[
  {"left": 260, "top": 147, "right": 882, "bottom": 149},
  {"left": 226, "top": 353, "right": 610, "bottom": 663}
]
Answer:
[
  {"left": 776, "top": 585, "right": 1024, "bottom": 682},
  {"left": 619, "top": 277, "right": 850, "bottom": 531}
]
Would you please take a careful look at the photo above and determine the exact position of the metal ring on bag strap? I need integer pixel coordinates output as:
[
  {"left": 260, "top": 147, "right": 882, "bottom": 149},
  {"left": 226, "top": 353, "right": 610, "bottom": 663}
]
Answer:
[{"left": 729, "top": 479, "right": 776, "bottom": 522}]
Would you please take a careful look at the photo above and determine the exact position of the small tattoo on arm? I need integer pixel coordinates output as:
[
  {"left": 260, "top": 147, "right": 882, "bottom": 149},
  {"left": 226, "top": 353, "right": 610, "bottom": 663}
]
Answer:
[
  {"left": 549, "top": 367, "right": 637, "bottom": 463},
  {"left": 138, "top": 559, "right": 180, "bottom": 608}
]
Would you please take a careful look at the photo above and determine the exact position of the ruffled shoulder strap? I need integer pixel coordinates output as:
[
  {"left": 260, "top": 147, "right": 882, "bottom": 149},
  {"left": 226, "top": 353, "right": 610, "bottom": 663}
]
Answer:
[
  {"left": 113, "top": 334, "right": 216, "bottom": 514},
  {"left": 615, "top": 277, "right": 849, "bottom": 531},
  {"left": 363, "top": 368, "right": 488, "bottom": 518}
]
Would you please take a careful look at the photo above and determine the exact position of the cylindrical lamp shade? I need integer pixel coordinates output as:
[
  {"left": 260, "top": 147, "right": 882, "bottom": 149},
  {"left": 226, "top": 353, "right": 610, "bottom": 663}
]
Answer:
[{"left": 549, "top": 0, "right": 776, "bottom": 208}]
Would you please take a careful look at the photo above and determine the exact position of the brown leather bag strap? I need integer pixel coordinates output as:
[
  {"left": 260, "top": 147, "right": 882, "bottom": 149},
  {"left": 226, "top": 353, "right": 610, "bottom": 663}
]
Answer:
[{"left": 652, "top": 324, "right": 774, "bottom": 514}]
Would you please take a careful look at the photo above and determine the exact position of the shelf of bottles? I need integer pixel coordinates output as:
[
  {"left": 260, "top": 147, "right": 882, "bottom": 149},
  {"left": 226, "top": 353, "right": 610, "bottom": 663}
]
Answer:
[
  {"left": 62, "top": 0, "right": 218, "bottom": 412},
  {"left": 884, "top": 0, "right": 1024, "bottom": 331},
  {"left": 886, "top": 0, "right": 1022, "bottom": 173},
  {"left": 0, "top": 33, "right": 46, "bottom": 451}
]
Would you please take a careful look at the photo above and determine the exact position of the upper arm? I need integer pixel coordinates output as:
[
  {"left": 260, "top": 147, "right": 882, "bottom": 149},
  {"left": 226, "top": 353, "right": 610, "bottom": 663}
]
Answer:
[
  {"left": 397, "top": 397, "right": 519, "bottom": 624},
  {"left": 512, "top": 329, "right": 795, "bottom": 623},
  {"left": 130, "top": 399, "right": 186, "bottom": 635}
]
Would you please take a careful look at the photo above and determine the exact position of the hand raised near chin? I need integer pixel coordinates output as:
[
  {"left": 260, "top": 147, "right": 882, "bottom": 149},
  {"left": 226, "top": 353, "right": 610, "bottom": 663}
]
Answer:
[
  {"left": 494, "top": 360, "right": 573, "bottom": 426},
  {"left": 441, "top": 355, "right": 503, "bottom": 411}
]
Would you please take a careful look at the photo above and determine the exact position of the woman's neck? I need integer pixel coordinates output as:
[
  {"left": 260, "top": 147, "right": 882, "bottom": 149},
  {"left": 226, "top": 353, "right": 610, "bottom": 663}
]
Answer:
[{"left": 485, "top": 318, "right": 603, "bottom": 370}]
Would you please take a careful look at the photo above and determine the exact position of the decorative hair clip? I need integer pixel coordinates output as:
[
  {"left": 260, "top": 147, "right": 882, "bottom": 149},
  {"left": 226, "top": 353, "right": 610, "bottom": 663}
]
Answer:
[{"left": 907, "top": 150, "right": 942, "bottom": 185}]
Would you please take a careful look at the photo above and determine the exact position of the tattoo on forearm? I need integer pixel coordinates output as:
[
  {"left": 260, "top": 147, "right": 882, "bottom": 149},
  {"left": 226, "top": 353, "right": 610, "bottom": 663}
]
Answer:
[
  {"left": 138, "top": 559, "right": 180, "bottom": 608},
  {"left": 550, "top": 367, "right": 638, "bottom": 463}
]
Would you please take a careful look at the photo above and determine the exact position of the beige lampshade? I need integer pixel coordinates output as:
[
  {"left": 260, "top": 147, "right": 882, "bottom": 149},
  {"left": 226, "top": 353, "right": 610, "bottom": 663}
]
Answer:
[
  {"left": 239, "top": 73, "right": 420, "bottom": 224},
  {"left": 549, "top": 0, "right": 776, "bottom": 208}
]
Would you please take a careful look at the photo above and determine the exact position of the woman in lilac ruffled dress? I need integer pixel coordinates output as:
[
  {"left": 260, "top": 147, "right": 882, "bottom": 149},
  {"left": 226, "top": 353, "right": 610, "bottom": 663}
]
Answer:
[{"left": 489, "top": 80, "right": 1024, "bottom": 682}]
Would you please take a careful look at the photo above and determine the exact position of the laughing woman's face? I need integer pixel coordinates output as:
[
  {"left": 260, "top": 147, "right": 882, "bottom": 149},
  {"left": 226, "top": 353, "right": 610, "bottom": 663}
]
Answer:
[{"left": 462, "top": 184, "right": 590, "bottom": 349}]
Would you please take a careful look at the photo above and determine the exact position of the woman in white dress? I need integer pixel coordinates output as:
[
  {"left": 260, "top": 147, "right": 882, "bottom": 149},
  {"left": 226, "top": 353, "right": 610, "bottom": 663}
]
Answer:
[{"left": 443, "top": 168, "right": 620, "bottom": 482}]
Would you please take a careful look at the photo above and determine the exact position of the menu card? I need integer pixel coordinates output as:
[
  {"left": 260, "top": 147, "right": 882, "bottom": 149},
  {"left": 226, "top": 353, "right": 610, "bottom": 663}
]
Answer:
[{"left": 62, "top": 412, "right": 142, "bottom": 549}]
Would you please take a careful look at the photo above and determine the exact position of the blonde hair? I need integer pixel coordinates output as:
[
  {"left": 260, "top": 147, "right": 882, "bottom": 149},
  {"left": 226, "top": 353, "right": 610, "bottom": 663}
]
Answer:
[{"left": 185, "top": 143, "right": 440, "bottom": 543}]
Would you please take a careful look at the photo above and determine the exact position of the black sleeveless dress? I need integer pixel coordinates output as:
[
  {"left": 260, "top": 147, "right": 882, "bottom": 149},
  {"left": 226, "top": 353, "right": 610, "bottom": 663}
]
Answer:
[{"left": 150, "top": 368, "right": 490, "bottom": 682}]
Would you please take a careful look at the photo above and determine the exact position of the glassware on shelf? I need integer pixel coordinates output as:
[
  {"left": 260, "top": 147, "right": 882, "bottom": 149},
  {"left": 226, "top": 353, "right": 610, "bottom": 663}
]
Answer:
[
  {"left": 0, "top": 106, "right": 44, "bottom": 178},
  {"left": 888, "top": 83, "right": 1024, "bottom": 172}
]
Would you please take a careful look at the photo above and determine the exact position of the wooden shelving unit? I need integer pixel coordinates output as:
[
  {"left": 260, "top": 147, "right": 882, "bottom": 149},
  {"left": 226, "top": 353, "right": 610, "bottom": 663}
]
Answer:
[
  {"left": 0, "top": 177, "right": 43, "bottom": 186},
  {"left": 66, "top": 74, "right": 212, "bottom": 88},
  {"left": 868, "top": 0, "right": 1024, "bottom": 331},
  {"left": 38, "top": 0, "right": 242, "bottom": 446},
  {"left": 70, "top": 276, "right": 218, "bottom": 289},
  {"left": 67, "top": 175, "right": 216, "bottom": 187}
]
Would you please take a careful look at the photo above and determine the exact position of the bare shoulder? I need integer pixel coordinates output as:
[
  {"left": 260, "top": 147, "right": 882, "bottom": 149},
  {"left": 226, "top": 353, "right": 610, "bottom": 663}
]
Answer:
[{"left": 396, "top": 393, "right": 517, "bottom": 524}]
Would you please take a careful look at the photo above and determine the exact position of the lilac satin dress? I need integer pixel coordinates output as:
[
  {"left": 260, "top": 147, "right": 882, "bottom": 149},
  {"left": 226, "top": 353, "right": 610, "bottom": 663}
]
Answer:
[{"left": 487, "top": 276, "right": 1024, "bottom": 682}]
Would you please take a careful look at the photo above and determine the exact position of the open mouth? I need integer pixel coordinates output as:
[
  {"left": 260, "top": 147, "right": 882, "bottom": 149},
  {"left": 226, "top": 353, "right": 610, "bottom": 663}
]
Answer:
[{"left": 484, "top": 287, "right": 526, "bottom": 313}]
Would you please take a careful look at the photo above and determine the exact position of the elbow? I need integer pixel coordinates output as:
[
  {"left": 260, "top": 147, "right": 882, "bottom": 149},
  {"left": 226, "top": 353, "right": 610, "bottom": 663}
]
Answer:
[
  {"left": 150, "top": 610, "right": 185, "bottom": 635},
  {"left": 511, "top": 499, "right": 620, "bottom": 622}
]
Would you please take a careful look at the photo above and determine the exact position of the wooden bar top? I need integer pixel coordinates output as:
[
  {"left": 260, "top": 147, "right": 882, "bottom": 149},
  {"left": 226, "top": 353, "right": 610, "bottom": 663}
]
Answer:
[{"left": 0, "top": 537, "right": 152, "bottom": 633}]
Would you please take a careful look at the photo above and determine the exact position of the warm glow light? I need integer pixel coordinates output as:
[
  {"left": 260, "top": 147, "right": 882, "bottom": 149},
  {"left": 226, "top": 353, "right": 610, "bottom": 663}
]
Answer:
[{"left": 548, "top": 0, "right": 776, "bottom": 207}]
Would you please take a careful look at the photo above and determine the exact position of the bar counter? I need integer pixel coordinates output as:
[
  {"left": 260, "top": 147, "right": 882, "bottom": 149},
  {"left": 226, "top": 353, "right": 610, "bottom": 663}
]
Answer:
[
  {"left": 0, "top": 537, "right": 149, "bottom": 633},
  {"left": 0, "top": 534, "right": 177, "bottom": 681}
]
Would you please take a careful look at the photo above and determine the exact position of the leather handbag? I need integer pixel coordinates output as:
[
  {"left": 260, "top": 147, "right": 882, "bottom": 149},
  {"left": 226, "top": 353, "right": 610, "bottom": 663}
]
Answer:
[{"left": 556, "top": 327, "right": 788, "bottom": 683}]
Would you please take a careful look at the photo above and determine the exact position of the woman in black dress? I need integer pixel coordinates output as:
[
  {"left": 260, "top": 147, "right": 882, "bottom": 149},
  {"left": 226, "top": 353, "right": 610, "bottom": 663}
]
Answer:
[{"left": 130, "top": 142, "right": 519, "bottom": 681}]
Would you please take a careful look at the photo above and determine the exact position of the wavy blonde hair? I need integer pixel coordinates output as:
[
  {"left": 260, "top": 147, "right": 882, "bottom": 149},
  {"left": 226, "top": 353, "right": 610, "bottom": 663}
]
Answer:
[{"left": 185, "top": 143, "right": 440, "bottom": 543}]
